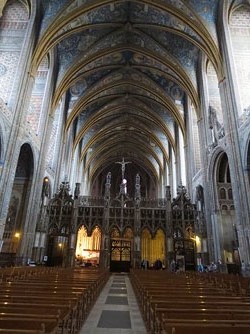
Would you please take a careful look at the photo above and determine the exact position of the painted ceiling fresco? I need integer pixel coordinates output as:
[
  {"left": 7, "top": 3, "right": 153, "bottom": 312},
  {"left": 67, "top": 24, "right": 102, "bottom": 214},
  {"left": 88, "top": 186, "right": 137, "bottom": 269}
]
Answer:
[{"left": 32, "top": 0, "right": 222, "bottom": 195}]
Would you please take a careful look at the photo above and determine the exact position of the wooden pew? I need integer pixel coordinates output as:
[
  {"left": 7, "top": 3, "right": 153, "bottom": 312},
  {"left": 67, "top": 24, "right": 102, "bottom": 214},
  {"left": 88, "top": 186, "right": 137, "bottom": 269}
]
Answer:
[
  {"left": 163, "top": 323, "right": 250, "bottom": 334},
  {"left": 0, "top": 317, "right": 58, "bottom": 333},
  {"left": 129, "top": 269, "right": 250, "bottom": 334},
  {"left": 0, "top": 291, "right": 85, "bottom": 332},
  {"left": 0, "top": 330, "right": 43, "bottom": 334},
  {"left": 149, "top": 299, "right": 250, "bottom": 332},
  {"left": 0, "top": 267, "right": 110, "bottom": 333},
  {"left": 155, "top": 307, "right": 250, "bottom": 333}
]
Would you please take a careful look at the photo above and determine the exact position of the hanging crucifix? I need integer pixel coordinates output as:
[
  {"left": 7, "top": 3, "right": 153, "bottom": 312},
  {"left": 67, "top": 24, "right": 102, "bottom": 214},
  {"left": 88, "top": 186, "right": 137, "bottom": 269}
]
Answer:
[
  {"left": 115, "top": 157, "right": 131, "bottom": 180},
  {"left": 115, "top": 157, "right": 131, "bottom": 195}
]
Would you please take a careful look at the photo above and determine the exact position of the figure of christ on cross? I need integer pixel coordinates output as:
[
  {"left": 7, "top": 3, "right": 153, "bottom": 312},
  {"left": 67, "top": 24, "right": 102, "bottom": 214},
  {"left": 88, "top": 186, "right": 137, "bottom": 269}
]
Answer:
[{"left": 115, "top": 157, "right": 131, "bottom": 180}]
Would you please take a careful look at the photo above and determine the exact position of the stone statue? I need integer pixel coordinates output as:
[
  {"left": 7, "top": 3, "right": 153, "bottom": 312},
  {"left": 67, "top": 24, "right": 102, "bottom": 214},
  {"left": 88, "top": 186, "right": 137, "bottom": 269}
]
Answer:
[
  {"left": 104, "top": 172, "right": 111, "bottom": 201},
  {"left": 208, "top": 105, "right": 224, "bottom": 143},
  {"left": 135, "top": 173, "right": 141, "bottom": 206},
  {"left": 106, "top": 171, "right": 111, "bottom": 185},
  {"left": 165, "top": 186, "right": 171, "bottom": 201},
  {"left": 74, "top": 183, "right": 80, "bottom": 199},
  {"left": 195, "top": 185, "right": 204, "bottom": 212}
]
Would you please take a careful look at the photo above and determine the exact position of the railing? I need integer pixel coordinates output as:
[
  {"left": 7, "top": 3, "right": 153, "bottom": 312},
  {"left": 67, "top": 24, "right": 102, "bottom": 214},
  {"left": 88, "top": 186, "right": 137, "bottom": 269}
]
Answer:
[{"left": 78, "top": 196, "right": 168, "bottom": 208}]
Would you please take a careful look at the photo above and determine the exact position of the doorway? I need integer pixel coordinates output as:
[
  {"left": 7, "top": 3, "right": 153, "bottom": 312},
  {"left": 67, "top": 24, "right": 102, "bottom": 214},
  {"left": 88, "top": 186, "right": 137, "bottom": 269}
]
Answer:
[
  {"left": 174, "top": 238, "right": 196, "bottom": 271},
  {"left": 110, "top": 238, "right": 131, "bottom": 272}
]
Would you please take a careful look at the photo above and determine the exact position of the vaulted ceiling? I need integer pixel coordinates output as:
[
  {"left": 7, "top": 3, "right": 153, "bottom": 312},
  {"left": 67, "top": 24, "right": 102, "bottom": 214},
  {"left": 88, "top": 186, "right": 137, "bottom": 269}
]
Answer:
[{"left": 32, "top": 0, "right": 223, "bottom": 197}]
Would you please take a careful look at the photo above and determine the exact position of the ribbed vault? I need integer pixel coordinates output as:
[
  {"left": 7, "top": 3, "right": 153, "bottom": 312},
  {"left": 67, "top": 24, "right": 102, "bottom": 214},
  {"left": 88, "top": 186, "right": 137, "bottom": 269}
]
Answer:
[{"left": 31, "top": 0, "right": 222, "bottom": 197}]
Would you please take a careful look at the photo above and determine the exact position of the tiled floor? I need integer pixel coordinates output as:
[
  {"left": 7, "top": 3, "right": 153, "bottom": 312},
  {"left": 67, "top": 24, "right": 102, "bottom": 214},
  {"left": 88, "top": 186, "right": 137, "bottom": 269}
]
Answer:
[{"left": 79, "top": 273, "right": 147, "bottom": 334}]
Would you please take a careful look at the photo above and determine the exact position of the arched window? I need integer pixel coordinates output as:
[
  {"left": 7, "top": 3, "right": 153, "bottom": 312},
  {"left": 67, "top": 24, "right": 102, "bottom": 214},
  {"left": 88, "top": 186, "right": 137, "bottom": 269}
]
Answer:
[
  {"left": 228, "top": 188, "right": 233, "bottom": 200},
  {"left": 206, "top": 60, "right": 224, "bottom": 145},
  {"left": 0, "top": 0, "right": 29, "bottom": 104},
  {"left": 229, "top": 5, "right": 250, "bottom": 116},
  {"left": 27, "top": 56, "right": 49, "bottom": 136},
  {"left": 219, "top": 188, "right": 226, "bottom": 199}
]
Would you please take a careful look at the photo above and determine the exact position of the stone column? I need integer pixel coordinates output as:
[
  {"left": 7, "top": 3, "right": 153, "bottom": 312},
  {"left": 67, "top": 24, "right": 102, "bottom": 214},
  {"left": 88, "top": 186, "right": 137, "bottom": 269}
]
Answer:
[
  {"left": 99, "top": 233, "right": 109, "bottom": 269},
  {"left": 133, "top": 207, "right": 141, "bottom": 269},
  {"left": 66, "top": 197, "right": 79, "bottom": 268},
  {"left": 99, "top": 197, "right": 110, "bottom": 269},
  {"left": 165, "top": 186, "right": 174, "bottom": 269},
  {"left": 19, "top": 53, "right": 60, "bottom": 261},
  {"left": 216, "top": 1, "right": 250, "bottom": 263},
  {"left": 195, "top": 55, "right": 221, "bottom": 264},
  {"left": 218, "top": 78, "right": 250, "bottom": 263},
  {"left": 0, "top": 3, "right": 39, "bottom": 252},
  {"left": 174, "top": 123, "right": 182, "bottom": 186}
]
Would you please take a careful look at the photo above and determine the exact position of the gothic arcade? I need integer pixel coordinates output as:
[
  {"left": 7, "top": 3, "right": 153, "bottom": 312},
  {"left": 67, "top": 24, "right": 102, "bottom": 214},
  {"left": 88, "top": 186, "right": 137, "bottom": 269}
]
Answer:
[{"left": 39, "top": 176, "right": 201, "bottom": 272}]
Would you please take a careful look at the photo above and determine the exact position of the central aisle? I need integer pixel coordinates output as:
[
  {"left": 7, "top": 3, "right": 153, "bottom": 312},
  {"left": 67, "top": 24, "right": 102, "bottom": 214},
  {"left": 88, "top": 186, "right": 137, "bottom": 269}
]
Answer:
[{"left": 79, "top": 273, "right": 147, "bottom": 334}]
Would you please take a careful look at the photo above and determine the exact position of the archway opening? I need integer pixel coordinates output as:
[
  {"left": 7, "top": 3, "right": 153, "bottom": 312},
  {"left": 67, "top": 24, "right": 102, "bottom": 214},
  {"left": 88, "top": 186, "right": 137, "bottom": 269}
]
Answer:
[
  {"left": 1, "top": 143, "right": 34, "bottom": 266},
  {"left": 141, "top": 228, "right": 166, "bottom": 268},
  {"left": 109, "top": 226, "right": 132, "bottom": 272},
  {"left": 75, "top": 226, "right": 101, "bottom": 267},
  {"left": 216, "top": 152, "right": 239, "bottom": 267}
]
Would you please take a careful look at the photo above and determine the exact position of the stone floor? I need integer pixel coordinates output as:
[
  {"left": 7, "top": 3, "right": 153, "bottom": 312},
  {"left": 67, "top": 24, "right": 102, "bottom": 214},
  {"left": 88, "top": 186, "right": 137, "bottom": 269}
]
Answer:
[{"left": 79, "top": 273, "right": 148, "bottom": 334}]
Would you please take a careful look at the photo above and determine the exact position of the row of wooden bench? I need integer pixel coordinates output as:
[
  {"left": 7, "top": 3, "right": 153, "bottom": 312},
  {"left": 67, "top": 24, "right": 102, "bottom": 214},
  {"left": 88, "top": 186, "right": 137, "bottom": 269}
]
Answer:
[
  {"left": 201, "top": 271, "right": 250, "bottom": 296},
  {"left": 0, "top": 266, "right": 61, "bottom": 283},
  {"left": 0, "top": 267, "right": 110, "bottom": 333},
  {"left": 130, "top": 269, "right": 250, "bottom": 334}
]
